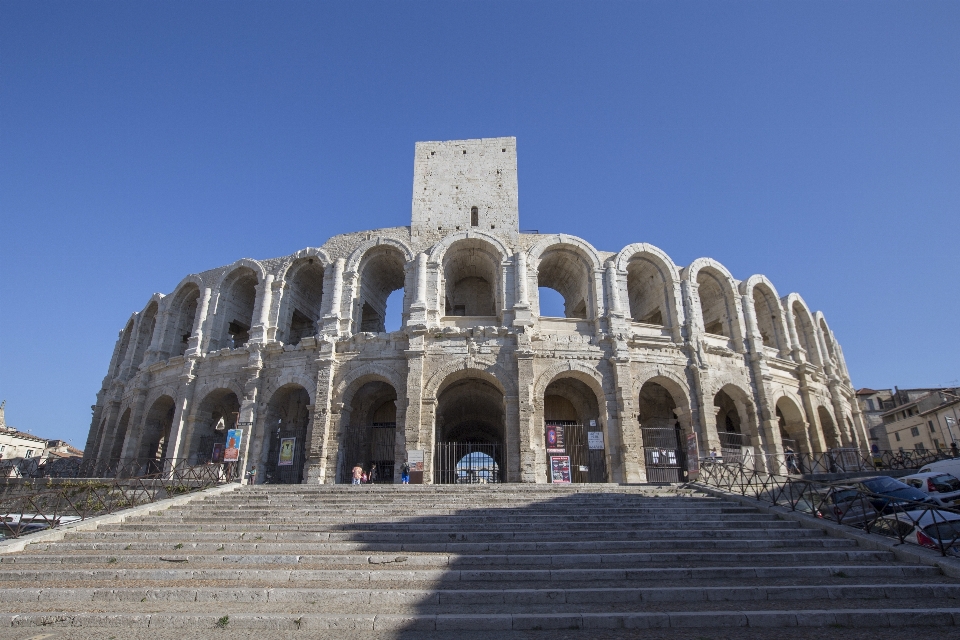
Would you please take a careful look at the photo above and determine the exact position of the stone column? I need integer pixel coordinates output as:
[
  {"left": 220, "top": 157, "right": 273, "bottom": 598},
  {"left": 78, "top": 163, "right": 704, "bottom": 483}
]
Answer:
[
  {"left": 186, "top": 287, "right": 212, "bottom": 356},
  {"left": 307, "top": 339, "right": 337, "bottom": 483},
  {"left": 504, "top": 395, "right": 521, "bottom": 482},
  {"left": 322, "top": 258, "right": 345, "bottom": 334},
  {"left": 403, "top": 336, "right": 428, "bottom": 481},
  {"left": 516, "top": 343, "right": 544, "bottom": 482},
  {"left": 144, "top": 310, "right": 170, "bottom": 365},
  {"left": 611, "top": 356, "right": 643, "bottom": 482},
  {"left": 513, "top": 252, "right": 533, "bottom": 326},
  {"left": 237, "top": 347, "right": 265, "bottom": 484}
]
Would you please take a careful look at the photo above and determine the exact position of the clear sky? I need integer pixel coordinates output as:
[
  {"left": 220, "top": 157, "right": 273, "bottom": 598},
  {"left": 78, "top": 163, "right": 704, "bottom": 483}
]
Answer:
[{"left": 2, "top": 1, "right": 958, "bottom": 447}]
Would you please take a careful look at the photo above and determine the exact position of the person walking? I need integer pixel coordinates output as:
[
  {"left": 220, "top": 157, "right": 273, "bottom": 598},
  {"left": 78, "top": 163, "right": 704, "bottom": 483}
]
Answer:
[
  {"left": 351, "top": 463, "right": 363, "bottom": 485},
  {"left": 400, "top": 460, "right": 410, "bottom": 484}
]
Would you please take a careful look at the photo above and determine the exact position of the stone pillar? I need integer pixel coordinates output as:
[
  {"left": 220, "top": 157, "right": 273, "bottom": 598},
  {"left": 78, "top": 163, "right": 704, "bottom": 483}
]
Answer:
[
  {"left": 306, "top": 339, "right": 337, "bottom": 483},
  {"left": 403, "top": 336, "right": 428, "bottom": 481},
  {"left": 185, "top": 287, "right": 212, "bottom": 356},
  {"left": 513, "top": 252, "right": 533, "bottom": 326},
  {"left": 144, "top": 310, "right": 169, "bottom": 365},
  {"left": 237, "top": 347, "right": 265, "bottom": 484},
  {"left": 606, "top": 262, "right": 621, "bottom": 316},
  {"left": 504, "top": 395, "right": 521, "bottom": 482},
  {"left": 266, "top": 277, "right": 284, "bottom": 342},
  {"left": 516, "top": 343, "right": 544, "bottom": 482},
  {"left": 249, "top": 274, "right": 274, "bottom": 344},
  {"left": 610, "top": 356, "right": 643, "bottom": 482},
  {"left": 322, "top": 258, "right": 346, "bottom": 334}
]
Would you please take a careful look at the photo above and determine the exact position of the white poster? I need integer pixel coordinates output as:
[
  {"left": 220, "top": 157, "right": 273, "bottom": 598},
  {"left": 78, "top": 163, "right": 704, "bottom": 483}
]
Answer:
[
  {"left": 587, "top": 431, "right": 604, "bottom": 450},
  {"left": 407, "top": 449, "right": 424, "bottom": 472}
]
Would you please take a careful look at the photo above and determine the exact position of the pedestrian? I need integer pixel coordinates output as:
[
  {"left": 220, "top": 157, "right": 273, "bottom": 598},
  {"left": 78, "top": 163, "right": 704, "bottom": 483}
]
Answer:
[
  {"left": 351, "top": 462, "right": 363, "bottom": 485},
  {"left": 400, "top": 460, "right": 410, "bottom": 484},
  {"left": 784, "top": 446, "right": 800, "bottom": 475},
  {"left": 709, "top": 447, "right": 718, "bottom": 462},
  {"left": 368, "top": 464, "right": 378, "bottom": 484},
  {"left": 952, "top": 442, "right": 960, "bottom": 458}
]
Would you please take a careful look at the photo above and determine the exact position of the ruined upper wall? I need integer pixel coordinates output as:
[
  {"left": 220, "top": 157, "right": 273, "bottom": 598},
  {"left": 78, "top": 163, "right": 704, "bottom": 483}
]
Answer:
[{"left": 411, "top": 137, "right": 519, "bottom": 239}]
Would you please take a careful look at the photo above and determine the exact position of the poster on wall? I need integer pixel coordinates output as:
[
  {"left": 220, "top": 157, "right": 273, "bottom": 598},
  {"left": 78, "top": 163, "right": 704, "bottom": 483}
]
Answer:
[
  {"left": 550, "top": 456, "right": 572, "bottom": 484},
  {"left": 686, "top": 433, "right": 699, "bottom": 475},
  {"left": 278, "top": 438, "right": 296, "bottom": 466},
  {"left": 211, "top": 442, "right": 224, "bottom": 464},
  {"left": 587, "top": 431, "right": 604, "bottom": 450},
  {"left": 407, "top": 449, "right": 424, "bottom": 472},
  {"left": 224, "top": 429, "right": 242, "bottom": 462},
  {"left": 546, "top": 424, "right": 565, "bottom": 453}
]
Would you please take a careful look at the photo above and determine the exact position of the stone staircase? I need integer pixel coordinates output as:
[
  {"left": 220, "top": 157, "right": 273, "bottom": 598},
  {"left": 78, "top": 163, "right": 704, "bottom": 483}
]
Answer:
[{"left": 1, "top": 483, "right": 959, "bottom": 634}]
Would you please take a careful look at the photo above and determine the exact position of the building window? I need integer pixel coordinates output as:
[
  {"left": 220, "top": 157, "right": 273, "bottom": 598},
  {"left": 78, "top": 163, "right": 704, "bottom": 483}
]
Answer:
[
  {"left": 25, "top": 449, "right": 33, "bottom": 459},
  {"left": 935, "top": 439, "right": 942, "bottom": 449},
  {"left": 470, "top": 206, "right": 479, "bottom": 227},
  {"left": 929, "top": 420, "right": 936, "bottom": 433},
  {"left": 867, "top": 399, "right": 875, "bottom": 411},
  {"left": 915, "top": 443, "right": 926, "bottom": 452},
  {"left": 895, "top": 432, "right": 901, "bottom": 442},
  {"left": 910, "top": 426, "right": 920, "bottom": 437}
]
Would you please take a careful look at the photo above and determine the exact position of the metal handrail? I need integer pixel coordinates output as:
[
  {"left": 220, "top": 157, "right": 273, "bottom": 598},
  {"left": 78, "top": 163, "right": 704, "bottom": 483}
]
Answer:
[
  {"left": 695, "top": 459, "right": 960, "bottom": 557},
  {"left": 718, "top": 448, "right": 956, "bottom": 476},
  {"left": 0, "top": 462, "right": 231, "bottom": 539}
]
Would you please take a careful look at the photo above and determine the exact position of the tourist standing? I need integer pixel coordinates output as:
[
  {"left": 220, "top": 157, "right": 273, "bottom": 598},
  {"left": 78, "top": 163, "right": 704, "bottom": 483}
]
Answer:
[
  {"left": 351, "top": 463, "right": 363, "bottom": 485},
  {"left": 400, "top": 460, "right": 410, "bottom": 484}
]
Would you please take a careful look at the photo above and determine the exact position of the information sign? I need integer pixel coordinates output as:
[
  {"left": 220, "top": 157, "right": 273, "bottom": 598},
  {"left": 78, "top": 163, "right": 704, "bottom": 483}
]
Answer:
[
  {"left": 550, "top": 456, "right": 572, "bottom": 484},
  {"left": 587, "top": 431, "right": 604, "bottom": 450},
  {"left": 407, "top": 449, "right": 424, "bottom": 472}
]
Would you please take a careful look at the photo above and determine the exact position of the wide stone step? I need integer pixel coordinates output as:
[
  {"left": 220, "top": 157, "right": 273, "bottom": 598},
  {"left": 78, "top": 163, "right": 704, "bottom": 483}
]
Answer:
[
  {"left": 2, "top": 549, "right": 895, "bottom": 567},
  {"left": 2, "top": 607, "right": 959, "bottom": 630},
  {"left": 31, "top": 537, "right": 857, "bottom": 553},
  {"left": 0, "top": 564, "right": 939, "bottom": 585}
]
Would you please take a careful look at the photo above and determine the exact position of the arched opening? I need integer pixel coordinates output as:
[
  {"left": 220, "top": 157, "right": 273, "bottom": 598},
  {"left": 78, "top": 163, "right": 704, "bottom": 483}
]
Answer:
[
  {"left": 355, "top": 246, "right": 406, "bottom": 333},
  {"left": 260, "top": 385, "right": 310, "bottom": 484},
  {"left": 434, "top": 376, "right": 504, "bottom": 484},
  {"left": 339, "top": 381, "right": 398, "bottom": 483},
  {"left": 544, "top": 377, "right": 607, "bottom": 483},
  {"left": 637, "top": 381, "right": 686, "bottom": 482},
  {"left": 818, "top": 405, "right": 839, "bottom": 450},
  {"left": 714, "top": 387, "right": 753, "bottom": 463},
  {"left": 278, "top": 260, "right": 325, "bottom": 345},
  {"left": 791, "top": 302, "right": 819, "bottom": 364},
  {"left": 217, "top": 268, "right": 259, "bottom": 349},
  {"left": 108, "top": 409, "right": 131, "bottom": 463},
  {"left": 163, "top": 284, "right": 199, "bottom": 358},
  {"left": 697, "top": 270, "right": 733, "bottom": 337},
  {"left": 130, "top": 302, "right": 158, "bottom": 370},
  {"left": 138, "top": 395, "right": 175, "bottom": 474},
  {"left": 537, "top": 247, "right": 592, "bottom": 319},
  {"left": 775, "top": 396, "right": 808, "bottom": 455},
  {"left": 112, "top": 320, "right": 134, "bottom": 377},
  {"left": 626, "top": 255, "right": 669, "bottom": 326},
  {"left": 752, "top": 285, "right": 784, "bottom": 352},
  {"left": 442, "top": 239, "right": 499, "bottom": 318},
  {"left": 190, "top": 389, "right": 241, "bottom": 464}
]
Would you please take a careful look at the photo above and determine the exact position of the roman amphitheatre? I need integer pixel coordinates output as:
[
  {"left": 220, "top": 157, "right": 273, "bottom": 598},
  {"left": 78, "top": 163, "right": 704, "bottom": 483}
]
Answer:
[{"left": 84, "top": 136, "right": 865, "bottom": 485}]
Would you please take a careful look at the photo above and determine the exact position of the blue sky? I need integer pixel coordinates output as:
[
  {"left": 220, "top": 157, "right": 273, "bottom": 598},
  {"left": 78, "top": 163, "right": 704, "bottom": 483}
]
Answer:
[{"left": 2, "top": 1, "right": 958, "bottom": 447}]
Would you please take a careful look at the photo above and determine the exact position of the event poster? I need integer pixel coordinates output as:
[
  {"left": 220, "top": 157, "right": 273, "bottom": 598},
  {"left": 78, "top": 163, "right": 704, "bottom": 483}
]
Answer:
[
  {"left": 545, "top": 424, "right": 565, "bottom": 453},
  {"left": 224, "top": 428, "right": 242, "bottom": 462},
  {"left": 211, "top": 442, "right": 224, "bottom": 464},
  {"left": 278, "top": 437, "right": 296, "bottom": 466},
  {"left": 550, "top": 455, "right": 572, "bottom": 484},
  {"left": 407, "top": 449, "right": 424, "bottom": 472}
]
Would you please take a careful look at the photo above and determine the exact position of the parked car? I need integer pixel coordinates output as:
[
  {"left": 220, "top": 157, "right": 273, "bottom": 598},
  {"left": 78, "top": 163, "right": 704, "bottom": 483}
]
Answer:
[
  {"left": 812, "top": 485, "right": 881, "bottom": 527},
  {"left": 845, "top": 476, "right": 932, "bottom": 513},
  {"left": 901, "top": 472, "right": 960, "bottom": 508},
  {"left": 919, "top": 458, "right": 960, "bottom": 479},
  {"left": 872, "top": 509, "right": 960, "bottom": 556}
]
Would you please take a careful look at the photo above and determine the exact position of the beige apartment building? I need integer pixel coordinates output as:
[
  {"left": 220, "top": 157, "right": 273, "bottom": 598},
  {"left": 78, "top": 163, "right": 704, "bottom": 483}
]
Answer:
[{"left": 874, "top": 388, "right": 960, "bottom": 454}]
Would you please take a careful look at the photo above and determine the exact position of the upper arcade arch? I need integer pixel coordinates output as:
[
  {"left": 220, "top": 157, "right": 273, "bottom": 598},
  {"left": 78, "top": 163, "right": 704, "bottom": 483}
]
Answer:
[
  {"left": 784, "top": 293, "right": 822, "bottom": 366},
  {"left": 683, "top": 258, "right": 744, "bottom": 348},
  {"left": 129, "top": 300, "right": 160, "bottom": 371},
  {"left": 159, "top": 277, "right": 202, "bottom": 359},
  {"left": 352, "top": 244, "right": 408, "bottom": 334},
  {"left": 211, "top": 265, "right": 261, "bottom": 350},
  {"left": 615, "top": 243, "right": 683, "bottom": 331},
  {"left": 529, "top": 236, "right": 602, "bottom": 320},
  {"left": 277, "top": 257, "right": 326, "bottom": 345},
  {"left": 436, "top": 236, "right": 505, "bottom": 318},
  {"left": 740, "top": 275, "right": 789, "bottom": 356}
]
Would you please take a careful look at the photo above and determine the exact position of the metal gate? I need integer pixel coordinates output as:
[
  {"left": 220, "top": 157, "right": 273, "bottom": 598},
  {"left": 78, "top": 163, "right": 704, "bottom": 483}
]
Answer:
[
  {"left": 434, "top": 442, "right": 502, "bottom": 484},
  {"left": 545, "top": 421, "right": 607, "bottom": 483},
  {"left": 338, "top": 423, "right": 396, "bottom": 484},
  {"left": 263, "top": 424, "right": 308, "bottom": 484},
  {"left": 718, "top": 431, "right": 747, "bottom": 464},
  {"left": 641, "top": 426, "right": 686, "bottom": 483}
]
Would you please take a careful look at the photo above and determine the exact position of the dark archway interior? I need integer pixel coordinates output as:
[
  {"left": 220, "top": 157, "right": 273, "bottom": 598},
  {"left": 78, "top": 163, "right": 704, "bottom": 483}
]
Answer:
[
  {"left": 626, "top": 257, "right": 668, "bottom": 326},
  {"left": 714, "top": 389, "right": 742, "bottom": 433},
  {"left": 638, "top": 382, "right": 678, "bottom": 430},
  {"left": 191, "top": 389, "right": 241, "bottom": 464},
  {"left": 436, "top": 378, "right": 505, "bottom": 444},
  {"left": 443, "top": 240, "right": 498, "bottom": 317},
  {"left": 280, "top": 260, "right": 325, "bottom": 345},
  {"left": 537, "top": 248, "right": 591, "bottom": 319},
  {"left": 140, "top": 395, "right": 175, "bottom": 462},
  {"left": 341, "top": 381, "right": 398, "bottom": 483},
  {"left": 544, "top": 377, "right": 604, "bottom": 483},
  {"left": 219, "top": 269, "right": 259, "bottom": 349},
  {"left": 819, "top": 406, "right": 839, "bottom": 449},
  {"left": 261, "top": 385, "right": 311, "bottom": 483}
]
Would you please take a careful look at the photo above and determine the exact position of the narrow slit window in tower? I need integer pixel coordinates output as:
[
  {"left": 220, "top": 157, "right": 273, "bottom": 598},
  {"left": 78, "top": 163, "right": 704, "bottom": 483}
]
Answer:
[{"left": 471, "top": 206, "right": 479, "bottom": 227}]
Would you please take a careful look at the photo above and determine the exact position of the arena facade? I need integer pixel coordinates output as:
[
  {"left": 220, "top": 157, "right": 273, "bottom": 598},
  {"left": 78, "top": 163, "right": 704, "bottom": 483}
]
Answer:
[{"left": 84, "top": 137, "right": 867, "bottom": 484}]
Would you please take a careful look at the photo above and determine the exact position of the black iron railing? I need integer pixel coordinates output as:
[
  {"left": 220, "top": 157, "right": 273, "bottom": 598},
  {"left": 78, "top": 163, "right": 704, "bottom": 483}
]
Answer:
[
  {"left": 751, "top": 448, "right": 954, "bottom": 476},
  {"left": 696, "top": 459, "right": 960, "bottom": 557},
  {"left": 1, "top": 461, "right": 231, "bottom": 539}
]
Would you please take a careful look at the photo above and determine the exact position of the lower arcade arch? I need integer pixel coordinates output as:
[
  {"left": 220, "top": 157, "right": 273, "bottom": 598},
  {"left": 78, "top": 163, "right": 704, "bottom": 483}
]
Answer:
[
  {"left": 339, "top": 381, "right": 398, "bottom": 483},
  {"left": 713, "top": 386, "right": 761, "bottom": 464},
  {"left": 775, "top": 396, "right": 809, "bottom": 455},
  {"left": 434, "top": 376, "right": 505, "bottom": 484},
  {"left": 138, "top": 395, "right": 175, "bottom": 472},
  {"left": 189, "top": 389, "right": 241, "bottom": 465},
  {"left": 637, "top": 381, "right": 689, "bottom": 482},
  {"left": 258, "top": 385, "right": 310, "bottom": 484},
  {"left": 543, "top": 377, "right": 607, "bottom": 483},
  {"left": 818, "top": 405, "right": 840, "bottom": 450}
]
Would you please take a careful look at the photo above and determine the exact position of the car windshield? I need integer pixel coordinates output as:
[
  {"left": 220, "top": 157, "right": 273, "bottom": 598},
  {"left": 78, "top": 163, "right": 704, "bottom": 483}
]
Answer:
[
  {"left": 830, "top": 489, "right": 860, "bottom": 505},
  {"left": 931, "top": 475, "right": 960, "bottom": 492},
  {"left": 862, "top": 477, "right": 908, "bottom": 493},
  {"left": 923, "top": 520, "right": 960, "bottom": 543}
]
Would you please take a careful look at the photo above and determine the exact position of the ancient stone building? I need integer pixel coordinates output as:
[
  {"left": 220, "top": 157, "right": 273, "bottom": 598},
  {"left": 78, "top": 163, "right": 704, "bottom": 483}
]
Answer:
[{"left": 84, "top": 137, "right": 867, "bottom": 484}]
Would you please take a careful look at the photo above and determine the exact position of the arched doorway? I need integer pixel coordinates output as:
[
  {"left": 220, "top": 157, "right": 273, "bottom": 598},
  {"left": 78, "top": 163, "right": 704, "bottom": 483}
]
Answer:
[
  {"left": 714, "top": 389, "right": 746, "bottom": 462},
  {"left": 543, "top": 377, "right": 607, "bottom": 483},
  {"left": 190, "top": 389, "right": 241, "bottom": 464},
  {"left": 434, "top": 376, "right": 504, "bottom": 484},
  {"left": 260, "top": 385, "right": 310, "bottom": 484},
  {"left": 339, "top": 381, "right": 398, "bottom": 483},
  {"left": 819, "top": 406, "right": 840, "bottom": 450},
  {"left": 139, "top": 395, "right": 175, "bottom": 474},
  {"left": 637, "top": 381, "right": 686, "bottom": 482}
]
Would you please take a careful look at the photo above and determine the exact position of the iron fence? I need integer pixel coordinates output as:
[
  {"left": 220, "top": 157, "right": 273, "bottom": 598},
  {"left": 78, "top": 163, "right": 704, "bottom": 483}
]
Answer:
[
  {"left": 754, "top": 448, "right": 955, "bottom": 476},
  {"left": 695, "top": 458, "right": 960, "bottom": 557},
  {"left": 434, "top": 442, "right": 502, "bottom": 484},
  {"left": 0, "top": 462, "right": 230, "bottom": 539}
]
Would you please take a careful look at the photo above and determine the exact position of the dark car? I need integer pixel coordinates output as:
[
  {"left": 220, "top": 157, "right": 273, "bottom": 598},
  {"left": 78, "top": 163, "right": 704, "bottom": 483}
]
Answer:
[{"left": 848, "top": 476, "right": 932, "bottom": 513}]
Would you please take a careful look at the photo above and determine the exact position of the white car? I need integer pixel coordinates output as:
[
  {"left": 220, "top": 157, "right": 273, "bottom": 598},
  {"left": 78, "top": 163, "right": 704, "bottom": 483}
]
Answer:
[
  {"left": 873, "top": 509, "right": 960, "bottom": 556},
  {"left": 901, "top": 472, "right": 960, "bottom": 507}
]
